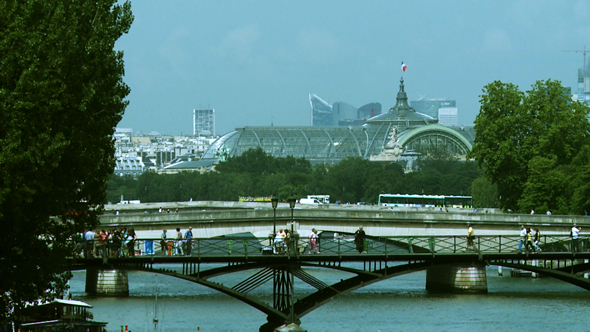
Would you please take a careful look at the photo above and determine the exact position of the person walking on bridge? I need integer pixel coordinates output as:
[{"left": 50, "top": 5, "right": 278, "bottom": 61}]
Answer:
[
  {"left": 309, "top": 229, "right": 320, "bottom": 254},
  {"left": 525, "top": 228, "right": 536, "bottom": 253},
  {"left": 160, "top": 229, "right": 169, "bottom": 256},
  {"left": 175, "top": 228, "right": 184, "bottom": 255},
  {"left": 571, "top": 224, "right": 581, "bottom": 252},
  {"left": 518, "top": 225, "right": 526, "bottom": 253},
  {"left": 185, "top": 226, "right": 193, "bottom": 256},
  {"left": 354, "top": 226, "right": 366, "bottom": 254},
  {"left": 464, "top": 225, "right": 477, "bottom": 252}
]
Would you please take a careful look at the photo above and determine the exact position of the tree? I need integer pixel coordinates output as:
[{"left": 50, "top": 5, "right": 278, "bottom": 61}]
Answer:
[
  {"left": 517, "top": 156, "right": 568, "bottom": 214},
  {"left": 0, "top": 1, "right": 133, "bottom": 323},
  {"left": 468, "top": 80, "right": 590, "bottom": 213},
  {"left": 471, "top": 177, "right": 499, "bottom": 209},
  {"left": 568, "top": 145, "right": 590, "bottom": 214}
]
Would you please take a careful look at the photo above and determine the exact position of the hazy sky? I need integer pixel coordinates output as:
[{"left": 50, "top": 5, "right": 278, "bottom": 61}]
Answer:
[{"left": 115, "top": 0, "right": 590, "bottom": 136}]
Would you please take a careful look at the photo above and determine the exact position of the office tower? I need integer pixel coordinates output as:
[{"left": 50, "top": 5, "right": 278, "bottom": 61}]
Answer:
[{"left": 193, "top": 109, "right": 215, "bottom": 136}]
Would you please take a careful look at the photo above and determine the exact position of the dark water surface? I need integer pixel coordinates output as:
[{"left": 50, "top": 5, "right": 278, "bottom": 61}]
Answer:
[{"left": 69, "top": 265, "right": 590, "bottom": 332}]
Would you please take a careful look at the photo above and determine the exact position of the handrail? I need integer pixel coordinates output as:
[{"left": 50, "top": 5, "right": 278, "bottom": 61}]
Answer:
[{"left": 70, "top": 234, "right": 588, "bottom": 258}]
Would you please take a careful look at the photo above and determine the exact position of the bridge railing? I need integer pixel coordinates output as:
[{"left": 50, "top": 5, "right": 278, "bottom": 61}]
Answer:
[{"left": 71, "top": 234, "right": 588, "bottom": 258}]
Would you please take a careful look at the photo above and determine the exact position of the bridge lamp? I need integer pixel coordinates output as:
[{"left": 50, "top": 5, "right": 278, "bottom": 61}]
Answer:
[
  {"left": 288, "top": 197, "right": 296, "bottom": 251},
  {"left": 271, "top": 195, "right": 278, "bottom": 237}
]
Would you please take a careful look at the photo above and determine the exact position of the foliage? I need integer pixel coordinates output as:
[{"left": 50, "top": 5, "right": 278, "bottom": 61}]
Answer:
[
  {"left": 106, "top": 174, "right": 138, "bottom": 204},
  {"left": 216, "top": 147, "right": 312, "bottom": 175},
  {"left": 468, "top": 79, "right": 590, "bottom": 213},
  {"left": 567, "top": 146, "right": 590, "bottom": 214},
  {"left": 119, "top": 149, "right": 481, "bottom": 206},
  {"left": 0, "top": 1, "right": 133, "bottom": 323},
  {"left": 471, "top": 177, "right": 499, "bottom": 208}
]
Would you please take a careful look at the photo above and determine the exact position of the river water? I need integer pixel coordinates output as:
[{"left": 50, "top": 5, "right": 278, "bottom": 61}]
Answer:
[{"left": 69, "top": 264, "right": 590, "bottom": 332}]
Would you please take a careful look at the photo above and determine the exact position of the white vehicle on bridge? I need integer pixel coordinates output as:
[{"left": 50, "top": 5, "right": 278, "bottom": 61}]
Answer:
[
  {"left": 306, "top": 195, "right": 330, "bottom": 204},
  {"left": 300, "top": 198, "right": 322, "bottom": 205}
]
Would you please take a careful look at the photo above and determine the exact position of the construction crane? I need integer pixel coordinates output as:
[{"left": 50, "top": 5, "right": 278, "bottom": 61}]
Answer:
[
  {"left": 563, "top": 45, "right": 588, "bottom": 75},
  {"left": 564, "top": 46, "right": 590, "bottom": 103}
]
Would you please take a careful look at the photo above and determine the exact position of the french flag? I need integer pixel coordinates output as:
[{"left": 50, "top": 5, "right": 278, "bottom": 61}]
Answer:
[{"left": 401, "top": 62, "right": 407, "bottom": 72}]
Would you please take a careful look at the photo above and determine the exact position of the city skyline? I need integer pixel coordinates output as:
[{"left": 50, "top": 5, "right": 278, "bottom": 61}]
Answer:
[{"left": 115, "top": 1, "right": 590, "bottom": 136}]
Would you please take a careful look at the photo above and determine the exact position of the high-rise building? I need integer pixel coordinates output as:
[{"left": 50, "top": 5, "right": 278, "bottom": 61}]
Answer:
[
  {"left": 577, "top": 60, "right": 590, "bottom": 105},
  {"left": 309, "top": 93, "right": 382, "bottom": 126},
  {"left": 438, "top": 108, "right": 458, "bottom": 126},
  {"left": 410, "top": 99, "right": 456, "bottom": 119},
  {"left": 193, "top": 109, "right": 215, "bottom": 136}
]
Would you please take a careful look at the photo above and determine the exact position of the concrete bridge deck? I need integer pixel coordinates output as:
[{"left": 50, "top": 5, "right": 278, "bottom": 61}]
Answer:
[{"left": 99, "top": 201, "right": 588, "bottom": 239}]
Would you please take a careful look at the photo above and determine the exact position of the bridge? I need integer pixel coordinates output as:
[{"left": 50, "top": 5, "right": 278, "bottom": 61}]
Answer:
[
  {"left": 100, "top": 201, "right": 587, "bottom": 241},
  {"left": 72, "top": 233, "right": 590, "bottom": 331}
]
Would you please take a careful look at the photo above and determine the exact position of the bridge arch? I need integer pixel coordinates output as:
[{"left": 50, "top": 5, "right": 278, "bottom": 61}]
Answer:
[{"left": 70, "top": 256, "right": 590, "bottom": 325}]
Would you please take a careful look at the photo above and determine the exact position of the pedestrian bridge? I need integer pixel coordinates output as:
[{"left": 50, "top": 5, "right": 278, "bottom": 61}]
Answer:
[{"left": 71, "top": 234, "right": 590, "bottom": 331}]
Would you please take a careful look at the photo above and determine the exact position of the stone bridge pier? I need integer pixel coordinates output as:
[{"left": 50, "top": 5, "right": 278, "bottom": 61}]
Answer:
[
  {"left": 426, "top": 264, "right": 488, "bottom": 293},
  {"left": 85, "top": 268, "right": 129, "bottom": 296}
]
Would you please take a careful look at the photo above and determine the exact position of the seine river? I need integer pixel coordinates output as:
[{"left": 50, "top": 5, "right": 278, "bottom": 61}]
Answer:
[{"left": 69, "top": 265, "right": 590, "bottom": 332}]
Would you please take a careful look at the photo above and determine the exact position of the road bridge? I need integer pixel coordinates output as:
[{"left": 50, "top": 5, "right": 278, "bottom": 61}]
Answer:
[
  {"left": 100, "top": 201, "right": 587, "bottom": 240},
  {"left": 73, "top": 233, "right": 590, "bottom": 331}
]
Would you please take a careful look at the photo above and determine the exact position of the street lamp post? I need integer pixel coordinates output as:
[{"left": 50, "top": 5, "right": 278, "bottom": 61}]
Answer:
[
  {"left": 287, "top": 196, "right": 297, "bottom": 324},
  {"left": 288, "top": 197, "right": 296, "bottom": 248},
  {"left": 271, "top": 196, "right": 278, "bottom": 248}
]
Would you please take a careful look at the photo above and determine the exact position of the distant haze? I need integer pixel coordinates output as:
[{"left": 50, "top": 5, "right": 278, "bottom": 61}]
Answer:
[{"left": 115, "top": 0, "right": 590, "bottom": 135}]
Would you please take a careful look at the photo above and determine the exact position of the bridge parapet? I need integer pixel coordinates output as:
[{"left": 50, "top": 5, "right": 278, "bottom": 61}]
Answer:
[{"left": 99, "top": 203, "right": 588, "bottom": 239}]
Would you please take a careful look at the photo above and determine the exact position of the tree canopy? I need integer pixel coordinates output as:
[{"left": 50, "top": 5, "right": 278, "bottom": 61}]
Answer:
[
  {"left": 468, "top": 79, "right": 590, "bottom": 213},
  {"left": 0, "top": 0, "right": 133, "bottom": 323},
  {"left": 115, "top": 149, "right": 481, "bottom": 207}
]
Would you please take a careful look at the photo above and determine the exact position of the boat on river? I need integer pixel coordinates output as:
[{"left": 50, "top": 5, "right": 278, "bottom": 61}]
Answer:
[{"left": 16, "top": 299, "right": 107, "bottom": 332}]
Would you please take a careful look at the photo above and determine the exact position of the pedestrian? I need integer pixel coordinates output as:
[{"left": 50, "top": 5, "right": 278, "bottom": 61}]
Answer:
[
  {"left": 127, "top": 229, "right": 137, "bottom": 256},
  {"left": 525, "top": 228, "right": 536, "bottom": 253},
  {"left": 184, "top": 226, "right": 193, "bottom": 256},
  {"left": 546, "top": 210, "right": 552, "bottom": 215},
  {"left": 160, "top": 229, "right": 169, "bottom": 256},
  {"left": 531, "top": 209, "right": 535, "bottom": 215},
  {"left": 571, "top": 224, "right": 581, "bottom": 252},
  {"left": 309, "top": 229, "right": 320, "bottom": 254},
  {"left": 105, "top": 229, "right": 113, "bottom": 257},
  {"left": 354, "top": 226, "right": 366, "bottom": 254},
  {"left": 175, "top": 227, "right": 183, "bottom": 255},
  {"left": 120, "top": 228, "right": 128, "bottom": 256},
  {"left": 110, "top": 229, "right": 121, "bottom": 258},
  {"left": 518, "top": 225, "right": 526, "bottom": 253},
  {"left": 84, "top": 228, "right": 95, "bottom": 258},
  {"left": 464, "top": 225, "right": 477, "bottom": 252},
  {"left": 274, "top": 229, "right": 286, "bottom": 254},
  {"left": 284, "top": 230, "right": 292, "bottom": 253},
  {"left": 97, "top": 229, "right": 107, "bottom": 258},
  {"left": 533, "top": 228, "right": 542, "bottom": 252}
]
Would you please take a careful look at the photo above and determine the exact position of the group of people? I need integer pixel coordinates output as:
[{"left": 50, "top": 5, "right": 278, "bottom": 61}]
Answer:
[
  {"left": 271, "top": 227, "right": 366, "bottom": 255},
  {"left": 75, "top": 227, "right": 137, "bottom": 258},
  {"left": 518, "top": 225, "right": 543, "bottom": 253},
  {"left": 273, "top": 228, "right": 292, "bottom": 254},
  {"left": 160, "top": 227, "right": 193, "bottom": 256}
]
